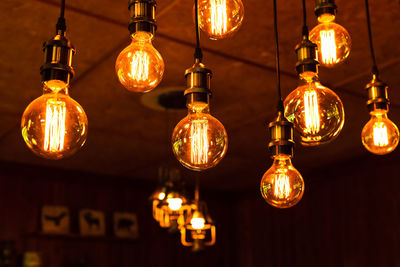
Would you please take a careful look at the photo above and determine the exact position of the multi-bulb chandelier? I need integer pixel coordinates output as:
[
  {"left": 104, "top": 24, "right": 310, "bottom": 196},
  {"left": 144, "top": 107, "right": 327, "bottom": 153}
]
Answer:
[{"left": 21, "top": 0, "right": 88, "bottom": 160}]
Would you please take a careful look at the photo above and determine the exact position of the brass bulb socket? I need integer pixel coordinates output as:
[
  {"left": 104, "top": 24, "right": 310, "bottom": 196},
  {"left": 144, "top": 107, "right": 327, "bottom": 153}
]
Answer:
[
  {"left": 184, "top": 62, "right": 212, "bottom": 105},
  {"left": 268, "top": 112, "right": 294, "bottom": 157},
  {"left": 315, "top": 0, "right": 337, "bottom": 17},
  {"left": 295, "top": 38, "right": 319, "bottom": 75},
  {"left": 365, "top": 75, "right": 389, "bottom": 112},
  {"left": 40, "top": 34, "right": 75, "bottom": 84},
  {"left": 128, "top": 0, "right": 157, "bottom": 35}
]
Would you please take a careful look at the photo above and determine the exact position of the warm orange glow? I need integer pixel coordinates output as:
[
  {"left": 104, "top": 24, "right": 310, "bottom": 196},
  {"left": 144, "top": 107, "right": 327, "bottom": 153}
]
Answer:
[
  {"left": 190, "top": 119, "right": 209, "bottom": 165},
  {"left": 210, "top": 0, "right": 228, "bottom": 37},
  {"left": 373, "top": 122, "right": 389, "bottom": 147},
  {"left": 167, "top": 198, "right": 183, "bottom": 211},
  {"left": 44, "top": 99, "right": 66, "bottom": 152},
  {"left": 273, "top": 174, "right": 291, "bottom": 200},
  {"left": 191, "top": 217, "right": 206, "bottom": 230},
  {"left": 129, "top": 51, "right": 150, "bottom": 83},
  {"left": 304, "top": 90, "right": 320, "bottom": 134},
  {"left": 319, "top": 29, "right": 337, "bottom": 65}
]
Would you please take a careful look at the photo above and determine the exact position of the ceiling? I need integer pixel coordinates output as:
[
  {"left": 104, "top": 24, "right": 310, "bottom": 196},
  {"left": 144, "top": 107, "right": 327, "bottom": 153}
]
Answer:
[{"left": 1, "top": 0, "right": 400, "bottom": 191}]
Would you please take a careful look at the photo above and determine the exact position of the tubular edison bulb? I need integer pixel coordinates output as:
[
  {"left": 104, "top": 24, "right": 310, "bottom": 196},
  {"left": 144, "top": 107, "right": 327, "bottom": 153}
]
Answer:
[
  {"left": 284, "top": 72, "right": 345, "bottom": 145},
  {"left": 260, "top": 155, "right": 304, "bottom": 209},
  {"left": 362, "top": 110, "right": 399, "bottom": 155},
  {"left": 21, "top": 84, "right": 88, "bottom": 160},
  {"left": 115, "top": 32, "right": 164, "bottom": 93},
  {"left": 172, "top": 102, "right": 228, "bottom": 171},
  {"left": 197, "top": 0, "right": 244, "bottom": 40},
  {"left": 309, "top": 14, "right": 351, "bottom": 67}
]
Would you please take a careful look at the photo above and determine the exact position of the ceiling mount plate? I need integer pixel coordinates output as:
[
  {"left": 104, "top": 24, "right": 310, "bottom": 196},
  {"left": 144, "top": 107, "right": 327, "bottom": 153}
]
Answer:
[{"left": 140, "top": 87, "right": 186, "bottom": 111}]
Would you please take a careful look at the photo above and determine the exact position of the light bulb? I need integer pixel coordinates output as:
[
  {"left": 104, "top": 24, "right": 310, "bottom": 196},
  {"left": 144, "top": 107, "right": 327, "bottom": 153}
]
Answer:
[
  {"left": 172, "top": 102, "right": 228, "bottom": 171},
  {"left": 284, "top": 73, "right": 345, "bottom": 146},
  {"left": 190, "top": 211, "right": 206, "bottom": 230},
  {"left": 21, "top": 83, "right": 88, "bottom": 160},
  {"left": 197, "top": 0, "right": 244, "bottom": 40},
  {"left": 309, "top": 14, "right": 351, "bottom": 67},
  {"left": 167, "top": 198, "right": 183, "bottom": 211},
  {"left": 158, "top": 192, "right": 166, "bottom": 200},
  {"left": 260, "top": 155, "right": 304, "bottom": 209},
  {"left": 115, "top": 32, "right": 164, "bottom": 93},
  {"left": 361, "top": 109, "right": 399, "bottom": 155}
]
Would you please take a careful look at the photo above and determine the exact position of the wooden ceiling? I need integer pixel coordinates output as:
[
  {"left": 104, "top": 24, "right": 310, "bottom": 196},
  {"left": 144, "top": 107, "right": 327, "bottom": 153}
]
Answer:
[{"left": 1, "top": 0, "right": 399, "bottom": 190}]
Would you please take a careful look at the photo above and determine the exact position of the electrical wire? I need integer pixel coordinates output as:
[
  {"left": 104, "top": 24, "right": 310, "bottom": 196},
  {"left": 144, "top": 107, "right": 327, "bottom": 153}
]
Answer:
[
  {"left": 194, "top": 0, "right": 203, "bottom": 62},
  {"left": 364, "top": 0, "right": 379, "bottom": 76},
  {"left": 273, "top": 0, "right": 283, "bottom": 112},
  {"left": 301, "top": 0, "right": 309, "bottom": 38},
  {"left": 56, "top": 0, "right": 66, "bottom": 34}
]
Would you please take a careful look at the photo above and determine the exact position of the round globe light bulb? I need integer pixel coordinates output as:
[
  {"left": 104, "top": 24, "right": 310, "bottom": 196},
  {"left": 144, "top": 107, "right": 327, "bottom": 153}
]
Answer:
[
  {"left": 158, "top": 192, "right": 166, "bottom": 200},
  {"left": 21, "top": 84, "right": 88, "bottom": 160},
  {"left": 191, "top": 211, "right": 206, "bottom": 230},
  {"left": 284, "top": 73, "right": 345, "bottom": 146},
  {"left": 260, "top": 155, "right": 305, "bottom": 209},
  {"left": 361, "top": 109, "right": 399, "bottom": 155},
  {"left": 167, "top": 198, "right": 183, "bottom": 211},
  {"left": 309, "top": 14, "right": 351, "bottom": 67},
  {"left": 172, "top": 102, "right": 228, "bottom": 171},
  {"left": 197, "top": 0, "right": 244, "bottom": 40},
  {"left": 115, "top": 32, "right": 164, "bottom": 93}
]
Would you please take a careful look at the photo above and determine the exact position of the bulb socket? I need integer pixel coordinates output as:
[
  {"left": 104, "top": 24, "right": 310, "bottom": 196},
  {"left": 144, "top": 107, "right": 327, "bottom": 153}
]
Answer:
[
  {"left": 315, "top": 0, "right": 337, "bottom": 17},
  {"left": 268, "top": 112, "right": 294, "bottom": 157},
  {"left": 295, "top": 38, "right": 319, "bottom": 75},
  {"left": 365, "top": 75, "right": 390, "bottom": 112},
  {"left": 128, "top": 0, "right": 157, "bottom": 36},
  {"left": 40, "top": 33, "right": 75, "bottom": 85},
  {"left": 184, "top": 62, "right": 212, "bottom": 105}
]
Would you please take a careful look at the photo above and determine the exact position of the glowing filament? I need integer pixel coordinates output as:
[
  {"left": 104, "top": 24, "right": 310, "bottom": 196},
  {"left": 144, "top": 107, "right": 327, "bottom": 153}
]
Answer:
[
  {"left": 273, "top": 174, "right": 291, "bottom": 200},
  {"left": 304, "top": 90, "right": 320, "bottom": 134},
  {"left": 320, "top": 30, "right": 337, "bottom": 65},
  {"left": 44, "top": 99, "right": 66, "bottom": 152},
  {"left": 130, "top": 51, "right": 150, "bottom": 82},
  {"left": 190, "top": 120, "right": 209, "bottom": 165},
  {"left": 210, "top": 0, "right": 228, "bottom": 36},
  {"left": 373, "top": 122, "right": 389, "bottom": 147}
]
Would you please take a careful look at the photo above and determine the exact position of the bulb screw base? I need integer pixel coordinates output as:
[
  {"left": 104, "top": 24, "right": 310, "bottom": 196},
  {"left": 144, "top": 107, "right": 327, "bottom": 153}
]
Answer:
[
  {"left": 268, "top": 112, "right": 294, "bottom": 157},
  {"left": 128, "top": 0, "right": 157, "bottom": 36},
  {"left": 184, "top": 62, "right": 212, "bottom": 105},
  {"left": 295, "top": 38, "right": 319, "bottom": 75},
  {"left": 315, "top": 0, "right": 337, "bottom": 17},
  {"left": 366, "top": 75, "right": 390, "bottom": 112},
  {"left": 40, "top": 33, "right": 75, "bottom": 85}
]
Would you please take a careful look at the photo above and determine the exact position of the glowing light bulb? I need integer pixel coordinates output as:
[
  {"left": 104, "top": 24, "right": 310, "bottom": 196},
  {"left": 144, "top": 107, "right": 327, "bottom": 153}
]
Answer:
[
  {"left": 197, "top": 0, "right": 244, "bottom": 40},
  {"left": 115, "top": 32, "right": 164, "bottom": 93},
  {"left": 172, "top": 103, "right": 228, "bottom": 171},
  {"left": 158, "top": 192, "right": 166, "bottom": 200},
  {"left": 260, "top": 155, "right": 304, "bottom": 209},
  {"left": 309, "top": 14, "right": 351, "bottom": 67},
  {"left": 284, "top": 73, "right": 345, "bottom": 146},
  {"left": 21, "top": 83, "right": 88, "bottom": 160},
  {"left": 190, "top": 211, "right": 206, "bottom": 230},
  {"left": 361, "top": 109, "right": 399, "bottom": 155},
  {"left": 167, "top": 198, "right": 183, "bottom": 211}
]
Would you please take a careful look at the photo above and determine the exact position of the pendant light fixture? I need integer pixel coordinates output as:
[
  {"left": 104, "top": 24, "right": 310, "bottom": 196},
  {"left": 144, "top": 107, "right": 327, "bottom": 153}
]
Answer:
[
  {"left": 309, "top": 0, "right": 351, "bottom": 67},
  {"left": 115, "top": 0, "right": 164, "bottom": 93},
  {"left": 197, "top": 0, "right": 245, "bottom": 40},
  {"left": 284, "top": 0, "right": 344, "bottom": 146},
  {"left": 172, "top": 0, "right": 228, "bottom": 171},
  {"left": 180, "top": 177, "right": 216, "bottom": 252},
  {"left": 361, "top": 0, "right": 399, "bottom": 155},
  {"left": 260, "top": 0, "right": 304, "bottom": 209},
  {"left": 21, "top": 0, "right": 88, "bottom": 160}
]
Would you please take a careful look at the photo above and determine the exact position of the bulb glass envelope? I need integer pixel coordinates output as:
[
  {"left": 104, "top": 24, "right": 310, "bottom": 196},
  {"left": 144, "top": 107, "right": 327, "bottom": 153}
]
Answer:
[{"left": 180, "top": 201, "right": 216, "bottom": 251}]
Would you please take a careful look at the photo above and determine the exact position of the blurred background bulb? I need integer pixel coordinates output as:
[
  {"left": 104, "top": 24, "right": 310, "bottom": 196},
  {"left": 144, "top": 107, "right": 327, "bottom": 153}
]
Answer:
[
  {"left": 197, "top": 0, "right": 244, "bottom": 40},
  {"left": 284, "top": 72, "right": 345, "bottom": 146},
  {"left": 21, "top": 83, "right": 88, "bottom": 160},
  {"left": 190, "top": 211, "right": 206, "bottom": 230},
  {"left": 309, "top": 14, "right": 351, "bottom": 67},
  {"left": 362, "top": 109, "right": 399, "bottom": 155},
  {"left": 115, "top": 32, "right": 164, "bottom": 93},
  {"left": 167, "top": 197, "right": 183, "bottom": 211},
  {"left": 172, "top": 102, "right": 228, "bottom": 171},
  {"left": 260, "top": 155, "right": 304, "bottom": 209}
]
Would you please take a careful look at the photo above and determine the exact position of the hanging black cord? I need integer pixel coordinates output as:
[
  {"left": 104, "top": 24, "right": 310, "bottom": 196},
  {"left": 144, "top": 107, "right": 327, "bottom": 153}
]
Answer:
[
  {"left": 194, "top": 0, "right": 203, "bottom": 62},
  {"left": 273, "top": 0, "right": 284, "bottom": 112},
  {"left": 364, "top": 0, "right": 379, "bottom": 76},
  {"left": 301, "top": 0, "right": 309, "bottom": 38},
  {"left": 194, "top": 173, "right": 200, "bottom": 204},
  {"left": 56, "top": 0, "right": 66, "bottom": 34}
]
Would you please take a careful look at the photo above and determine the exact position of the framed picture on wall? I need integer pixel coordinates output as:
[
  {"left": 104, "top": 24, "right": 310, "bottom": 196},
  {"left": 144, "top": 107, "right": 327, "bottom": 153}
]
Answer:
[
  {"left": 113, "top": 212, "right": 139, "bottom": 239},
  {"left": 41, "top": 205, "right": 70, "bottom": 234},
  {"left": 79, "top": 209, "right": 105, "bottom": 236}
]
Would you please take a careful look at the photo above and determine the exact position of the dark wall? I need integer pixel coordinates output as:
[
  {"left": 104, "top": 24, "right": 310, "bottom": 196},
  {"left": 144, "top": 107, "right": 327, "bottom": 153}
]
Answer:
[{"left": 0, "top": 162, "right": 238, "bottom": 267}]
